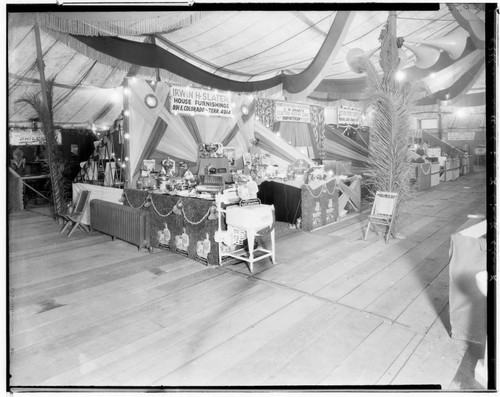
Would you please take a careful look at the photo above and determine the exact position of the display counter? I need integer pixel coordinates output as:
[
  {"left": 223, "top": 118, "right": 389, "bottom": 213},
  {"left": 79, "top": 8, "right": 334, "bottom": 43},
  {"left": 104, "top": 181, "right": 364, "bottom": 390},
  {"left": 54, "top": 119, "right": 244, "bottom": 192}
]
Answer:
[
  {"left": 124, "top": 189, "right": 220, "bottom": 266},
  {"left": 430, "top": 163, "right": 440, "bottom": 187},
  {"left": 449, "top": 217, "right": 487, "bottom": 343},
  {"left": 72, "top": 183, "right": 124, "bottom": 225},
  {"left": 441, "top": 159, "right": 460, "bottom": 182},
  {"left": 257, "top": 178, "right": 339, "bottom": 231}
]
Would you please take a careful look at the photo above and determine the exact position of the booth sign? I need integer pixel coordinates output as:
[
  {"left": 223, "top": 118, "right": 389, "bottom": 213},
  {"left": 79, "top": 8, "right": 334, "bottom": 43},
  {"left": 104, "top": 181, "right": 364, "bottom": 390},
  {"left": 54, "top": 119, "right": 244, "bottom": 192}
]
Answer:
[
  {"left": 9, "top": 127, "right": 62, "bottom": 145},
  {"left": 275, "top": 101, "right": 311, "bottom": 122},
  {"left": 448, "top": 131, "right": 475, "bottom": 141},
  {"left": 338, "top": 106, "right": 361, "bottom": 125},
  {"left": 169, "top": 85, "right": 233, "bottom": 118}
]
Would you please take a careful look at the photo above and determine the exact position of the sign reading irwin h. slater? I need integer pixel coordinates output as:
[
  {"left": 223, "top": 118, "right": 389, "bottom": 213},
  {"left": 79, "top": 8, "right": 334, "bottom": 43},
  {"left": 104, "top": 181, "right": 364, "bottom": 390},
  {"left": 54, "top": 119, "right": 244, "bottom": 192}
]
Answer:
[
  {"left": 169, "top": 85, "right": 233, "bottom": 117},
  {"left": 275, "top": 101, "right": 311, "bottom": 122}
]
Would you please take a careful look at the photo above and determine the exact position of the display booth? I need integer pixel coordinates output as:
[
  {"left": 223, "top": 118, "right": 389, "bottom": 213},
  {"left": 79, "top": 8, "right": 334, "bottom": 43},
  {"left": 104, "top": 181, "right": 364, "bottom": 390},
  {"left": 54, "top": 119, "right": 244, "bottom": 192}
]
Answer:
[{"left": 75, "top": 78, "right": 365, "bottom": 264}]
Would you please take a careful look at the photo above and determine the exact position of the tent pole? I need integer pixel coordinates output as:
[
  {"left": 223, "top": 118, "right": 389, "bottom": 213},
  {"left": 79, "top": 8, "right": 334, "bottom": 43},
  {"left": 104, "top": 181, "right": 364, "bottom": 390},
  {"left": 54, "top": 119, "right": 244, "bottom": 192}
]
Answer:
[
  {"left": 123, "top": 80, "right": 131, "bottom": 188},
  {"left": 34, "top": 22, "right": 64, "bottom": 219},
  {"left": 34, "top": 24, "right": 51, "bottom": 115}
]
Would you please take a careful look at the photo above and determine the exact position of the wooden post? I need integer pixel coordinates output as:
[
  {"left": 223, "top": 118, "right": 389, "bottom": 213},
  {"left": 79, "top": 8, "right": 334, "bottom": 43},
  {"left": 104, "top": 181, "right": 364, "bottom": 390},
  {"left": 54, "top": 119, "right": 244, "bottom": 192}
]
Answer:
[
  {"left": 34, "top": 22, "right": 64, "bottom": 219},
  {"left": 379, "top": 11, "right": 399, "bottom": 88},
  {"left": 34, "top": 23, "right": 50, "bottom": 116},
  {"left": 123, "top": 80, "right": 131, "bottom": 188}
]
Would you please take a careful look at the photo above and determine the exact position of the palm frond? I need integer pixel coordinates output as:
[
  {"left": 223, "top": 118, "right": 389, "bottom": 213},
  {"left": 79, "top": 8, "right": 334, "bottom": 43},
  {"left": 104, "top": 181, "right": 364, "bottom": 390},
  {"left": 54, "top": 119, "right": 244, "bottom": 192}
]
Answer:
[
  {"left": 18, "top": 77, "right": 68, "bottom": 217},
  {"left": 360, "top": 57, "right": 417, "bottom": 230}
]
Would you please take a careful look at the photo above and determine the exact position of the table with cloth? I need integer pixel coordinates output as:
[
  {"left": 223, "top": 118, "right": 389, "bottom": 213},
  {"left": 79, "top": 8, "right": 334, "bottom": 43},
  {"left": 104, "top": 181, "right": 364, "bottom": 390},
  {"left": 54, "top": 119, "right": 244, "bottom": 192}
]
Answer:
[
  {"left": 123, "top": 189, "right": 220, "bottom": 266},
  {"left": 410, "top": 162, "right": 432, "bottom": 191},
  {"left": 72, "top": 183, "right": 124, "bottom": 225},
  {"left": 449, "top": 217, "right": 487, "bottom": 344},
  {"left": 257, "top": 178, "right": 340, "bottom": 231}
]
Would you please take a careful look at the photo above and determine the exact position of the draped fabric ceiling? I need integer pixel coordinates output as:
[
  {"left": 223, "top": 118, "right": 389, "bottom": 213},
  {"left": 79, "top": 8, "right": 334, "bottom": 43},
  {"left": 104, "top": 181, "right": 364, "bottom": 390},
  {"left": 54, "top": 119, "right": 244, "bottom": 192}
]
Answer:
[{"left": 7, "top": 5, "right": 488, "bottom": 173}]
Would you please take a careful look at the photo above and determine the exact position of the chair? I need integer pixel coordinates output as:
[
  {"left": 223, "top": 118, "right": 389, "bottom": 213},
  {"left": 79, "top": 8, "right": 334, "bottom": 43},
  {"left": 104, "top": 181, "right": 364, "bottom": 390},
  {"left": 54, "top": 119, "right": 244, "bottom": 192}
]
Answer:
[
  {"left": 59, "top": 190, "right": 91, "bottom": 237},
  {"left": 364, "top": 191, "right": 398, "bottom": 244}
]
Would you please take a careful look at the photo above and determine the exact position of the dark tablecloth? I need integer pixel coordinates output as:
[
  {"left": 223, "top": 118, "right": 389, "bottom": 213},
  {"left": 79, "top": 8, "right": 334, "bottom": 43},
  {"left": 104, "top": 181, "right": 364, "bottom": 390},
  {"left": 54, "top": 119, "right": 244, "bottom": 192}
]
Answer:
[{"left": 257, "top": 180, "right": 302, "bottom": 225}]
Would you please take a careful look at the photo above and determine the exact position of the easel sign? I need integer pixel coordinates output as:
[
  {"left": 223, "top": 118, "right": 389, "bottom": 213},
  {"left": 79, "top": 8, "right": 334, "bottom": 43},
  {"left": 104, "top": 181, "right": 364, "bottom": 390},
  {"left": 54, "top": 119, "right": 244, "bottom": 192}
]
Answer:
[
  {"left": 290, "top": 159, "right": 310, "bottom": 174},
  {"left": 142, "top": 159, "right": 156, "bottom": 176}
]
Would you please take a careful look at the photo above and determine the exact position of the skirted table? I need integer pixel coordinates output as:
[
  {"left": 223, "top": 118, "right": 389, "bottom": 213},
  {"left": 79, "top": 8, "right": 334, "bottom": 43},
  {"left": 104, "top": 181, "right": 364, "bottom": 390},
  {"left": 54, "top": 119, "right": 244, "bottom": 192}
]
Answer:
[
  {"left": 123, "top": 189, "right": 220, "bottom": 266},
  {"left": 257, "top": 178, "right": 339, "bottom": 231},
  {"left": 410, "top": 162, "right": 432, "bottom": 191}
]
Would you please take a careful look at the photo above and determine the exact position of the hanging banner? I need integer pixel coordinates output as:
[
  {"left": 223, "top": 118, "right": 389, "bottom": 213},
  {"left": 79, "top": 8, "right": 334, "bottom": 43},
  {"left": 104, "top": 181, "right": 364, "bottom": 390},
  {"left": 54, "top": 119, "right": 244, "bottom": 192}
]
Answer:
[
  {"left": 169, "top": 85, "right": 233, "bottom": 118},
  {"left": 275, "top": 101, "right": 311, "bottom": 122},
  {"left": 9, "top": 128, "right": 61, "bottom": 145},
  {"left": 337, "top": 106, "right": 361, "bottom": 125},
  {"left": 448, "top": 131, "right": 475, "bottom": 141}
]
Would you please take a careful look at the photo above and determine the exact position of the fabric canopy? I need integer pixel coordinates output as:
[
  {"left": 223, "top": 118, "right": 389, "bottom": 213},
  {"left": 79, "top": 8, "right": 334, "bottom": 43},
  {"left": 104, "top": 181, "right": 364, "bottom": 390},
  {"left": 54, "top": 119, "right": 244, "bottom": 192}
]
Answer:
[
  {"left": 7, "top": 5, "right": 489, "bottom": 131},
  {"left": 70, "top": 11, "right": 352, "bottom": 94}
]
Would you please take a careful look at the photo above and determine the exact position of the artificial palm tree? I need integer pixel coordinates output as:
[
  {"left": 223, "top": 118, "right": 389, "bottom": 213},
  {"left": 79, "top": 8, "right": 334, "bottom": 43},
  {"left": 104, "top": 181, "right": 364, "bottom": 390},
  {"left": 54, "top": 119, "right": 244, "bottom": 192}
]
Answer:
[
  {"left": 360, "top": 14, "right": 416, "bottom": 234},
  {"left": 17, "top": 78, "right": 68, "bottom": 219}
]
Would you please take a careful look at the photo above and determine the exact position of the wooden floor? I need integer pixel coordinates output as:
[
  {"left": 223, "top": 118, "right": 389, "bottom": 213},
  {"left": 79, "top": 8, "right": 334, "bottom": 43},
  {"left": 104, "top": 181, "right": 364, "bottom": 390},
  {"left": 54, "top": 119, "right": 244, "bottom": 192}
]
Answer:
[{"left": 9, "top": 168, "right": 487, "bottom": 390}]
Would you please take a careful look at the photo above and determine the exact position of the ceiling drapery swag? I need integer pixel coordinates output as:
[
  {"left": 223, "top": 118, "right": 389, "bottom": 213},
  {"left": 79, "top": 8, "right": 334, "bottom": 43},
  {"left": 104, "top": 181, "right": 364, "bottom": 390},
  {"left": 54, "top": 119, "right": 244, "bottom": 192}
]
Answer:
[{"left": 70, "top": 11, "right": 351, "bottom": 93}]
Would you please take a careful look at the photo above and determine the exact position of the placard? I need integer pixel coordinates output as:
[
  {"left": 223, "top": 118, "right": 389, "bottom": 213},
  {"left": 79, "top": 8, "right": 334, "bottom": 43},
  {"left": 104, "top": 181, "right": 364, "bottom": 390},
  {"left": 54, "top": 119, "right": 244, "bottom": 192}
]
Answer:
[
  {"left": 275, "top": 101, "right": 310, "bottom": 122},
  {"left": 9, "top": 127, "right": 61, "bottom": 145},
  {"left": 169, "top": 85, "right": 232, "bottom": 117},
  {"left": 337, "top": 106, "right": 361, "bottom": 125},
  {"left": 448, "top": 131, "right": 475, "bottom": 141}
]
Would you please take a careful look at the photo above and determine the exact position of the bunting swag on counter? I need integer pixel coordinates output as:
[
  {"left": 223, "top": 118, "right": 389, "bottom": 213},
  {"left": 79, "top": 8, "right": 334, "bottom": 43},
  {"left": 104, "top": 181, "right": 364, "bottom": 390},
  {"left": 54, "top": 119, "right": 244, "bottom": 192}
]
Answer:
[{"left": 70, "top": 12, "right": 351, "bottom": 93}]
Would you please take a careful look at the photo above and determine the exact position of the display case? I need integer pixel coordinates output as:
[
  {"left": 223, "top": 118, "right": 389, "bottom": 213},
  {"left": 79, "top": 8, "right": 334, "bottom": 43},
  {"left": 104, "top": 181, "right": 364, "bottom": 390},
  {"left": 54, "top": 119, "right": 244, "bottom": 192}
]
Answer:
[{"left": 430, "top": 163, "right": 440, "bottom": 187}]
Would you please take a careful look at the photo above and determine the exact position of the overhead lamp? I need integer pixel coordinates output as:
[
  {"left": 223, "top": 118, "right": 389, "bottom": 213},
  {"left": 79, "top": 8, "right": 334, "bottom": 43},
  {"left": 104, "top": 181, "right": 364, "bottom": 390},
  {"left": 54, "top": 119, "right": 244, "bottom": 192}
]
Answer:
[
  {"left": 395, "top": 70, "right": 406, "bottom": 82},
  {"left": 455, "top": 108, "right": 467, "bottom": 118},
  {"left": 110, "top": 90, "right": 121, "bottom": 103}
]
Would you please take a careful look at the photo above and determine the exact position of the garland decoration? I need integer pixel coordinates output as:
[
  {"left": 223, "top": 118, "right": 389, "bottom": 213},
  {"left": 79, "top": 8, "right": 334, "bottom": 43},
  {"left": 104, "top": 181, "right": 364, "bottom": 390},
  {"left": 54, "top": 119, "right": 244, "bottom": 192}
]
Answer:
[
  {"left": 120, "top": 191, "right": 217, "bottom": 223},
  {"left": 304, "top": 180, "right": 337, "bottom": 199}
]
